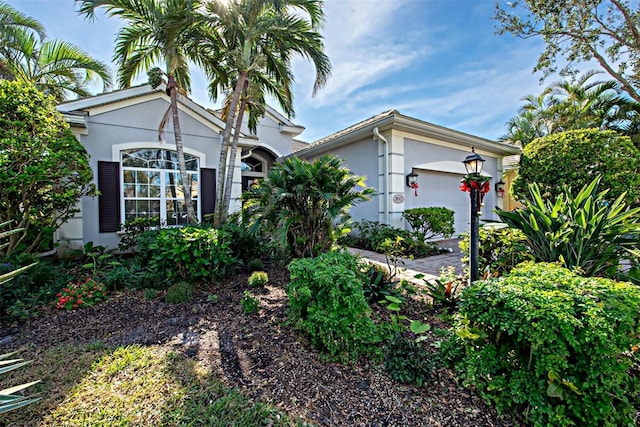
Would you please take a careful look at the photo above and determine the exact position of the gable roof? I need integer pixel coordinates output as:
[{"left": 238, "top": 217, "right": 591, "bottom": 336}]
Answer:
[
  {"left": 296, "top": 109, "right": 521, "bottom": 158},
  {"left": 57, "top": 83, "right": 228, "bottom": 132}
]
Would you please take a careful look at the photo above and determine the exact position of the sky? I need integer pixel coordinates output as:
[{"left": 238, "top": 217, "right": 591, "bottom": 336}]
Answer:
[{"left": 10, "top": 0, "right": 550, "bottom": 143}]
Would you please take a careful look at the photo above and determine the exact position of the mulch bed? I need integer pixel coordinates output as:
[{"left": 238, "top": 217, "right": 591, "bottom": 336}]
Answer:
[{"left": 1, "top": 265, "right": 521, "bottom": 426}]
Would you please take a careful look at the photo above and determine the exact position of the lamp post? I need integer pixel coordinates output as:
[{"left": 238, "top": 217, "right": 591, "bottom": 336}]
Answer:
[{"left": 462, "top": 146, "right": 485, "bottom": 284}]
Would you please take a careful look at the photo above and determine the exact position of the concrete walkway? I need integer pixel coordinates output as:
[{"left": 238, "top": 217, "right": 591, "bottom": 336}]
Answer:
[{"left": 348, "top": 239, "right": 464, "bottom": 284}]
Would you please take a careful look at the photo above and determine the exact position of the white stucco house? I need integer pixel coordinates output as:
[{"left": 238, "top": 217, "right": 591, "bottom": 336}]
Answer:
[
  {"left": 294, "top": 110, "right": 521, "bottom": 236},
  {"left": 55, "top": 85, "right": 520, "bottom": 252},
  {"left": 55, "top": 84, "right": 304, "bottom": 252}
]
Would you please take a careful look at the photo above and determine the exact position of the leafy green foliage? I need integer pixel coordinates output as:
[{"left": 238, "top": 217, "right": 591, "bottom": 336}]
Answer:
[
  {"left": 459, "top": 225, "right": 534, "bottom": 277},
  {"left": 402, "top": 207, "right": 455, "bottom": 241},
  {"left": 117, "top": 216, "right": 159, "bottom": 253},
  {"left": 247, "top": 258, "right": 264, "bottom": 272},
  {"left": 240, "top": 290, "right": 259, "bottom": 314},
  {"left": 217, "top": 214, "right": 269, "bottom": 265},
  {"left": 165, "top": 281, "right": 194, "bottom": 304},
  {"left": 418, "top": 266, "right": 465, "bottom": 312},
  {"left": 0, "top": 80, "right": 95, "bottom": 254},
  {"left": 287, "top": 251, "right": 385, "bottom": 362},
  {"left": 384, "top": 334, "right": 435, "bottom": 387},
  {"left": 67, "top": 241, "right": 115, "bottom": 281},
  {"left": 0, "top": 351, "right": 40, "bottom": 414},
  {"left": 136, "top": 226, "right": 238, "bottom": 283},
  {"left": 247, "top": 271, "right": 268, "bottom": 287},
  {"left": 361, "top": 263, "right": 400, "bottom": 304},
  {"left": 512, "top": 129, "right": 640, "bottom": 204},
  {"left": 497, "top": 177, "right": 640, "bottom": 277},
  {"left": 495, "top": 1, "right": 640, "bottom": 104},
  {"left": 500, "top": 71, "right": 640, "bottom": 147},
  {"left": 451, "top": 262, "right": 640, "bottom": 426},
  {"left": 243, "top": 155, "right": 374, "bottom": 259},
  {"left": 342, "top": 220, "right": 439, "bottom": 258}
]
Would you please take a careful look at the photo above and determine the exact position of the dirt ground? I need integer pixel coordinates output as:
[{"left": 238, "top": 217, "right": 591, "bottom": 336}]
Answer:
[{"left": 1, "top": 265, "right": 521, "bottom": 427}]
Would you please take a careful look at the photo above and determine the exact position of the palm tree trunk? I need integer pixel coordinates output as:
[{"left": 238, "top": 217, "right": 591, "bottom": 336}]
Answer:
[
  {"left": 215, "top": 71, "right": 248, "bottom": 225},
  {"left": 222, "top": 80, "right": 249, "bottom": 217},
  {"left": 168, "top": 76, "right": 197, "bottom": 224}
]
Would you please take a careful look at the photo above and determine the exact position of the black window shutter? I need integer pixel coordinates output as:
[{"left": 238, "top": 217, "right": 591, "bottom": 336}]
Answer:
[
  {"left": 200, "top": 168, "right": 216, "bottom": 216},
  {"left": 98, "top": 161, "right": 121, "bottom": 233}
]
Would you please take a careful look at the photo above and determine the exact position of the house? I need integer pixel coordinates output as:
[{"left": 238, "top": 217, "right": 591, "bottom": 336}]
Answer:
[
  {"left": 55, "top": 84, "right": 304, "bottom": 252},
  {"left": 294, "top": 110, "right": 521, "bottom": 236}
]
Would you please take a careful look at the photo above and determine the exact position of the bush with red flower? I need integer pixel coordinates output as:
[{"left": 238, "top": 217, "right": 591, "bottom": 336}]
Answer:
[
  {"left": 54, "top": 277, "right": 108, "bottom": 310},
  {"left": 459, "top": 175, "right": 491, "bottom": 194}
]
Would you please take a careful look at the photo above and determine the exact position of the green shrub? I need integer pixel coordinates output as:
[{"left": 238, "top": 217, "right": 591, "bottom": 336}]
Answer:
[
  {"left": 247, "top": 258, "right": 264, "bottom": 272},
  {"left": 384, "top": 334, "right": 435, "bottom": 387},
  {"left": 136, "top": 226, "right": 238, "bottom": 283},
  {"left": 165, "top": 281, "right": 194, "bottom": 304},
  {"left": 497, "top": 177, "right": 640, "bottom": 278},
  {"left": 0, "top": 80, "right": 95, "bottom": 255},
  {"left": 143, "top": 288, "right": 158, "bottom": 301},
  {"left": 247, "top": 271, "right": 268, "bottom": 287},
  {"left": 459, "top": 225, "right": 534, "bottom": 276},
  {"left": 118, "top": 216, "right": 159, "bottom": 252},
  {"left": 287, "top": 251, "right": 385, "bottom": 362},
  {"left": 451, "top": 262, "right": 640, "bottom": 426},
  {"left": 240, "top": 291, "right": 259, "bottom": 314},
  {"left": 217, "top": 215, "right": 268, "bottom": 264},
  {"left": 513, "top": 128, "right": 640, "bottom": 204},
  {"left": 402, "top": 207, "right": 455, "bottom": 241},
  {"left": 343, "top": 220, "right": 438, "bottom": 258}
]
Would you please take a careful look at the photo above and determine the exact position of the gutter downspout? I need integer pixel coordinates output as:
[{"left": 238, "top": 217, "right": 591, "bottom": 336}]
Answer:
[{"left": 373, "top": 127, "right": 389, "bottom": 224}]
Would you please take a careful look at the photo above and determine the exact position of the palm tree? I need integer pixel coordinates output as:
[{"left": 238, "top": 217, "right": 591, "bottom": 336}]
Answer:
[
  {"left": 199, "top": 0, "right": 331, "bottom": 225},
  {"left": 0, "top": 1, "right": 45, "bottom": 76},
  {"left": 5, "top": 34, "right": 112, "bottom": 102},
  {"left": 502, "top": 71, "right": 639, "bottom": 146},
  {"left": 77, "top": 0, "right": 203, "bottom": 224},
  {"left": 243, "top": 155, "right": 374, "bottom": 259}
]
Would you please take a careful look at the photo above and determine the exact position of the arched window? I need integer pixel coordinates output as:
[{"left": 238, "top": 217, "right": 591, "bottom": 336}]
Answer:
[
  {"left": 121, "top": 148, "right": 199, "bottom": 226},
  {"left": 241, "top": 156, "right": 264, "bottom": 172}
]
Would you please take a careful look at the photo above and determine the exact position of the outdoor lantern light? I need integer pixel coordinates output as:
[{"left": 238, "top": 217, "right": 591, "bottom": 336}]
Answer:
[
  {"left": 462, "top": 146, "right": 485, "bottom": 175},
  {"left": 461, "top": 146, "right": 485, "bottom": 284},
  {"left": 406, "top": 170, "right": 419, "bottom": 197},
  {"left": 406, "top": 170, "right": 418, "bottom": 187},
  {"left": 495, "top": 179, "right": 505, "bottom": 196}
]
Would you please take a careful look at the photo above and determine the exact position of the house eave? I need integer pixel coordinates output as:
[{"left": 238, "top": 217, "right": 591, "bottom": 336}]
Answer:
[{"left": 295, "top": 112, "right": 521, "bottom": 158}]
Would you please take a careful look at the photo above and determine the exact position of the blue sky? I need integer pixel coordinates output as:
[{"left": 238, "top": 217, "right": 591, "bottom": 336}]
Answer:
[{"left": 11, "top": 0, "right": 549, "bottom": 143}]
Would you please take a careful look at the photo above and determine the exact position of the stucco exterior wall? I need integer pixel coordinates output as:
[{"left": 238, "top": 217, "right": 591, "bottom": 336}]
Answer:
[{"left": 67, "top": 98, "right": 223, "bottom": 250}]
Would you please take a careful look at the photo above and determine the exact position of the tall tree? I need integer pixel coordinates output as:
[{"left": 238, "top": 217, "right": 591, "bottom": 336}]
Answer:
[
  {"left": 502, "top": 71, "right": 639, "bottom": 146},
  {"left": 199, "top": 0, "right": 331, "bottom": 225},
  {"left": 77, "top": 0, "right": 202, "bottom": 224},
  {"left": 4, "top": 33, "right": 112, "bottom": 102},
  {"left": 495, "top": 0, "right": 640, "bottom": 103},
  {"left": 0, "top": 1, "right": 45, "bottom": 76}
]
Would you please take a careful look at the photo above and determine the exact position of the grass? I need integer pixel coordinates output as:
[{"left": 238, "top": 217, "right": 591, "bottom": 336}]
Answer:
[{"left": 0, "top": 344, "right": 310, "bottom": 426}]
